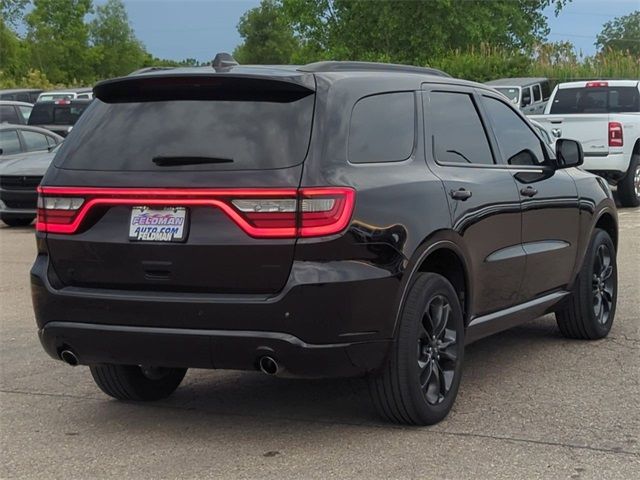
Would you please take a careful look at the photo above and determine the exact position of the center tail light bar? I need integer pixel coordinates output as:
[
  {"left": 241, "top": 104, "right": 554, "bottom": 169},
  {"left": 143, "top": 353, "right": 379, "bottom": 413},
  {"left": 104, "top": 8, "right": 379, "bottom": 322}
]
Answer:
[{"left": 36, "top": 187, "right": 355, "bottom": 239}]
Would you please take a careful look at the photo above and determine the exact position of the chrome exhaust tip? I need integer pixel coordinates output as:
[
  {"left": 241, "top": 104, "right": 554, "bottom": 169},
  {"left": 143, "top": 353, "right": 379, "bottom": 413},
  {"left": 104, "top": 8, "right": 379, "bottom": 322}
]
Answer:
[
  {"left": 258, "top": 356, "right": 279, "bottom": 376},
  {"left": 60, "top": 349, "right": 79, "bottom": 367}
]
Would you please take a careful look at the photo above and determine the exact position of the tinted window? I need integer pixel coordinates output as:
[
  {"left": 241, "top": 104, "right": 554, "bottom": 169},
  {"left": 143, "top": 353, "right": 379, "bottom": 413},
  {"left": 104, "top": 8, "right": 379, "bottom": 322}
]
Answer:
[
  {"left": 533, "top": 85, "right": 542, "bottom": 102},
  {"left": 483, "top": 97, "right": 546, "bottom": 166},
  {"left": 18, "top": 106, "right": 32, "bottom": 122},
  {"left": 55, "top": 96, "right": 315, "bottom": 171},
  {"left": 29, "top": 103, "right": 89, "bottom": 125},
  {"left": 22, "top": 130, "right": 50, "bottom": 152},
  {"left": 0, "top": 130, "right": 22, "bottom": 155},
  {"left": 349, "top": 92, "right": 415, "bottom": 163},
  {"left": 550, "top": 86, "right": 640, "bottom": 114},
  {"left": 0, "top": 105, "right": 20, "bottom": 124},
  {"left": 521, "top": 87, "right": 532, "bottom": 106},
  {"left": 427, "top": 92, "right": 493, "bottom": 165},
  {"left": 541, "top": 81, "right": 551, "bottom": 100}
]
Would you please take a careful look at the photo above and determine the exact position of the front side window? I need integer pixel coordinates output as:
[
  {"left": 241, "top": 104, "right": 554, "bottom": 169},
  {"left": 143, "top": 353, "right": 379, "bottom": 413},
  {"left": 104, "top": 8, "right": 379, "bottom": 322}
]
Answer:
[
  {"left": 349, "top": 92, "right": 415, "bottom": 163},
  {"left": 483, "top": 96, "right": 546, "bottom": 166},
  {"left": 427, "top": 91, "right": 494, "bottom": 165},
  {"left": 0, "top": 130, "right": 22, "bottom": 155},
  {"left": 533, "top": 85, "right": 542, "bottom": 102}
]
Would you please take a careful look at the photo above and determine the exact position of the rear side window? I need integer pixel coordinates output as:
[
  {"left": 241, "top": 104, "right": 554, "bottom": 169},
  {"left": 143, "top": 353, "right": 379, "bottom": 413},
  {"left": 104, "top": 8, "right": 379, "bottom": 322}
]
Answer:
[
  {"left": 483, "top": 97, "right": 545, "bottom": 166},
  {"left": 348, "top": 92, "right": 415, "bottom": 163},
  {"left": 22, "top": 130, "right": 50, "bottom": 152},
  {"left": 0, "top": 105, "right": 20, "bottom": 124},
  {"left": 541, "top": 81, "right": 551, "bottom": 100},
  {"left": 550, "top": 86, "right": 640, "bottom": 114},
  {"left": 55, "top": 95, "right": 315, "bottom": 171},
  {"left": 427, "top": 91, "right": 494, "bottom": 165},
  {"left": 0, "top": 130, "right": 22, "bottom": 155}
]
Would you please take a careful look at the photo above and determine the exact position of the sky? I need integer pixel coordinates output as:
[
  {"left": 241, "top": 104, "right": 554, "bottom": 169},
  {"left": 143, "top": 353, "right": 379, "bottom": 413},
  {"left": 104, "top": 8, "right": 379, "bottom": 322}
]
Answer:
[{"left": 87, "top": 0, "right": 640, "bottom": 62}]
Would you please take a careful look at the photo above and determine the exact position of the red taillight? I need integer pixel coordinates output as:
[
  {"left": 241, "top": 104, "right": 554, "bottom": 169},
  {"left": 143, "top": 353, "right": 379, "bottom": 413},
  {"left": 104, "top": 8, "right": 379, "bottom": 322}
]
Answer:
[
  {"left": 55, "top": 98, "right": 71, "bottom": 105},
  {"left": 36, "top": 187, "right": 355, "bottom": 238},
  {"left": 586, "top": 81, "right": 608, "bottom": 88},
  {"left": 609, "top": 121, "right": 623, "bottom": 147}
]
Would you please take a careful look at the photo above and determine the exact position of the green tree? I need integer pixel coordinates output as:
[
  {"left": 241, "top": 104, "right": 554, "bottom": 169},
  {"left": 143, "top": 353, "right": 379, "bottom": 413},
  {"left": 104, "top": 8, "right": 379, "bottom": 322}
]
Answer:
[
  {"left": 236, "top": 0, "right": 572, "bottom": 65},
  {"left": 90, "top": 0, "right": 148, "bottom": 78},
  {"left": 596, "top": 11, "right": 640, "bottom": 56},
  {"left": 26, "top": 0, "right": 96, "bottom": 84},
  {"left": 233, "top": 0, "right": 301, "bottom": 64},
  {"left": 0, "top": 0, "right": 29, "bottom": 27}
]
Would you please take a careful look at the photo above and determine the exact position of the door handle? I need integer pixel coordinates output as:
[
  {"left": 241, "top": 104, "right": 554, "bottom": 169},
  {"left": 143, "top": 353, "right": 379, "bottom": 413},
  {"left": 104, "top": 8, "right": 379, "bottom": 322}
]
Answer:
[
  {"left": 450, "top": 188, "right": 472, "bottom": 201},
  {"left": 520, "top": 186, "right": 538, "bottom": 197}
]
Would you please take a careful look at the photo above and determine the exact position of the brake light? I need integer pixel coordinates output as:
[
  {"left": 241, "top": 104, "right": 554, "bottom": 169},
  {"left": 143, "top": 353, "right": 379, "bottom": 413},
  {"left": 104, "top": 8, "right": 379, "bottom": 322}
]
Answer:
[
  {"left": 609, "top": 121, "right": 623, "bottom": 147},
  {"left": 586, "top": 81, "right": 608, "bottom": 88},
  {"left": 36, "top": 187, "right": 355, "bottom": 238},
  {"left": 55, "top": 98, "right": 71, "bottom": 105}
]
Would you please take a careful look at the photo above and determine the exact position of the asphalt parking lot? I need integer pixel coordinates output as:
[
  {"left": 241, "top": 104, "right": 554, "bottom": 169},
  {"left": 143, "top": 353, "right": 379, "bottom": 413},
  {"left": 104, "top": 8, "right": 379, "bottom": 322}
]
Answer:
[{"left": 1, "top": 208, "right": 638, "bottom": 479}]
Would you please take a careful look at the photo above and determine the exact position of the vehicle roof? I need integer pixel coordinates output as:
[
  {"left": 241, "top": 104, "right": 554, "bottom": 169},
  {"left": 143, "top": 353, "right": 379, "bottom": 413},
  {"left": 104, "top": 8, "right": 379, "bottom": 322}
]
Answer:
[
  {"left": 0, "top": 88, "right": 43, "bottom": 94},
  {"left": 556, "top": 80, "right": 639, "bottom": 89},
  {"left": 40, "top": 88, "right": 92, "bottom": 94},
  {"left": 0, "top": 100, "right": 33, "bottom": 107},
  {"left": 485, "top": 78, "right": 548, "bottom": 87},
  {"left": 109, "top": 62, "right": 489, "bottom": 95},
  {"left": 0, "top": 123, "right": 64, "bottom": 138}
]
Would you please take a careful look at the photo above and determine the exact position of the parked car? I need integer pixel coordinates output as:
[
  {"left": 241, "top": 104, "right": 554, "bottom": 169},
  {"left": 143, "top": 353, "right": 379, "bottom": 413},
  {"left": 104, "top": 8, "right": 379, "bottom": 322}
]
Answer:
[
  {"left": 0, "top": 88, "right": 43, "bottom": 104},
  {"left": 32, "top": 59, "right": 618, "bottom": 426},
  {"left": 0, "top": 124, "right": 63, "bottom": 157},
  {"left": 531, "top": 80, "right": 640, "bottom": 207},
  {"left": 0, "top": 146, "right": 57, "bottom": 227},
  {"left": 27, "top": 99, "right": 92, "bottom": 137},
  {"left": 0, "top": 100, "right": 33, "bottom": 125},
  {"left": 37, "top": 88, "right": 93, "bottom": 102},
  {"left": 485, "top": 77, "right": 552, "bottom": 115},
  {"left": 530, "top": 119, "right": 555, "bottom": 149}
]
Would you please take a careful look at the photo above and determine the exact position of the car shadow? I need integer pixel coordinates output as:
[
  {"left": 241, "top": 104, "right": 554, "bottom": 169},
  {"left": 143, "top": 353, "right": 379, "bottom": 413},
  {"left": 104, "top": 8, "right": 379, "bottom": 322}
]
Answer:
[{"left": 82, "top": 315, "right": 572, "bottom": 428}]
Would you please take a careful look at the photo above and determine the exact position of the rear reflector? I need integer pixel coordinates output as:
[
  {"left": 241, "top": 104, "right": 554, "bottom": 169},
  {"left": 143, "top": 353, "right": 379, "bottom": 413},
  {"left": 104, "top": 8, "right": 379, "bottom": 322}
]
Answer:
[
  {"left": 36, "top": 187, "right": 355, "bottom": 238},
  {"left": 608, "top": 121, "right": 623, "bottom": 147},
  {"left": 586, "top": 81, "right": 608, "bottom": 88}
]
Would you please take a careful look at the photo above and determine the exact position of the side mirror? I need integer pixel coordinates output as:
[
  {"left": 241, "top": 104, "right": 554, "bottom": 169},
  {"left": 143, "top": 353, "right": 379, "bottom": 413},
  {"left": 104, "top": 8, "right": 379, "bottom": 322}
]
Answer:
[
  {"left": 521, "top": 93, "right": 532, "bottom": 107},
  {"left": 555, "top": 138, "right": 583, "bottom": 169}
]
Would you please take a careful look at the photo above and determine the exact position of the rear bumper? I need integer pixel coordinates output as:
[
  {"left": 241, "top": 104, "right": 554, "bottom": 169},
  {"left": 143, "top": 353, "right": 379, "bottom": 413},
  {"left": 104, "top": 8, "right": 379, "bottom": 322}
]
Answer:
[
  {"left": 38, "top": 321, "right": 390, "bottom": 377},
  {"left": 31, "top": 254, "right": 399, "bottom": 377},
  {"left": 583, "top": 152, "right": 630, "bottom": 178}
]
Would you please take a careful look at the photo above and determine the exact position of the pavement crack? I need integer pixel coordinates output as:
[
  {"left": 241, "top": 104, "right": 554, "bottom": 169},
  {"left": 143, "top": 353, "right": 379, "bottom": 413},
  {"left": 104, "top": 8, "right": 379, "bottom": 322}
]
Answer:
[{"left": 2, "top": 388, "right": 638, "bottom": 458}]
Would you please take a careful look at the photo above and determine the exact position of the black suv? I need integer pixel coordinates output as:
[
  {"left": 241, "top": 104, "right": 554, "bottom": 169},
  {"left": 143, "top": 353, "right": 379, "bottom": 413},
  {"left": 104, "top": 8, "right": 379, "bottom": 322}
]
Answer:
[{"left": 31, "top": 60, "right": 618, "bottom": 425}]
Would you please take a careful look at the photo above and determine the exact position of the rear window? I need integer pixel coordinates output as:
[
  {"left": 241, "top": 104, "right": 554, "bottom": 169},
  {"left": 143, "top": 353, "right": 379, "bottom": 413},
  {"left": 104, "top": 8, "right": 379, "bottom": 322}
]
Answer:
[
  {"left": 550, "top": 86, "right": 640, "bottom": 114},
  {"left": 29, "top": 103, "right": 90, "bottom": 125},
  {"left": 54, "top": 95, "right": 315, "bottom": 171}
]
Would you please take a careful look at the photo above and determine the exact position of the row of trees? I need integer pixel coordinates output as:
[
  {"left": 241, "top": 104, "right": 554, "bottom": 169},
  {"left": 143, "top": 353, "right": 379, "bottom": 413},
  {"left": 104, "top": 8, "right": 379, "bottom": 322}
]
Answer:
[
  {"left": 1, "top": 0, "right": 638, "bottom": 88},
  {"left": 0, "top": 0, "right": 198, "bottom": 88},
  {"left": 233, "top": 0, "right": 639, "bottom": 80}
]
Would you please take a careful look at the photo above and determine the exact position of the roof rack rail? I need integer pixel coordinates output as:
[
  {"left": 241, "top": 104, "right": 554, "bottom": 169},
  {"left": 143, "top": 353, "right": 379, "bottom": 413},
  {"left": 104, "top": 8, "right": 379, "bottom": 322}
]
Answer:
[
  {"left": 298, "top": 61, "right": 451, "bottom": 77},
  {"left": 128, "top": 66, "right": 175, "bottom": 76}
]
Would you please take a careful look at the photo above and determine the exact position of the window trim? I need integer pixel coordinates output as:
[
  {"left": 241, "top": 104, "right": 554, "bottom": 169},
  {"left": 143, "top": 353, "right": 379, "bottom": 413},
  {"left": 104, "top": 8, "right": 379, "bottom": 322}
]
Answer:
[
  {"left": 421, "top": 86, "right": 498, "bottom": 168},
  {"left": 347, "top": 90, "right": 418, "bottom": 165},
  {"left": 479, "top": 92, "right": 553, "bottom": 168}
]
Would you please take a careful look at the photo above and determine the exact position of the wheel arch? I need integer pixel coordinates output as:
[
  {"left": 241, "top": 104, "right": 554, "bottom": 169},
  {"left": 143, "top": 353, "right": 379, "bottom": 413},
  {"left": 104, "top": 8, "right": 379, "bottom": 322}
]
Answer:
[
  {"left": 393, "top": 234, "right": 473, "bottom": 336},
  {"left": 594, "top": 210, "right": 618, "bottom": 251}
]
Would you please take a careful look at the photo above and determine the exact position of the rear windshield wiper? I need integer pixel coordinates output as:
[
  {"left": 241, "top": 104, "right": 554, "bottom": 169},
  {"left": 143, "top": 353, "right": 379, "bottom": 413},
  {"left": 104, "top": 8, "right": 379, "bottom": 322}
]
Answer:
[{"left": 152, "top": 156, "right": 233, "bottom": 167}]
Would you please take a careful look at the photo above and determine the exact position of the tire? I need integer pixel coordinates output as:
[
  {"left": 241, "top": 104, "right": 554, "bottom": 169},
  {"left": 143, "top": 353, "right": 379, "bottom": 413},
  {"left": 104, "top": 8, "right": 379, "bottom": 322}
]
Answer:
[
  {"left": 556, "top": 229, "right": 617, "bottom": 339},
  {"left": 369, "top": 272, "right": 465, "bottom": 425},
  {"left": 0, "top": 215, "right": 35, "bottom": 227},
  {"left": 617, "top": 153, "right": 639, "bottom": 208},
  {"left": 90, "top": 364, "right": 187, "bottom": 401}
]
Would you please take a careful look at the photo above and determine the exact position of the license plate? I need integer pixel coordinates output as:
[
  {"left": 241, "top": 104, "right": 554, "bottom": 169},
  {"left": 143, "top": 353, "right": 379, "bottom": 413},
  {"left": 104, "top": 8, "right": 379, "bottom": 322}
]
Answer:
[{"left": 129, "top": 207, "right": 188, "bottom": 242}]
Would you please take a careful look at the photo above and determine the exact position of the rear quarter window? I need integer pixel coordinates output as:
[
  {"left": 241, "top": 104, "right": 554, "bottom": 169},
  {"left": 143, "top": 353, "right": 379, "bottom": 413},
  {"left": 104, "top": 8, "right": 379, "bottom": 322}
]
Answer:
[{"left": 348, "top": 92, "right": 415, "bottom": 163}]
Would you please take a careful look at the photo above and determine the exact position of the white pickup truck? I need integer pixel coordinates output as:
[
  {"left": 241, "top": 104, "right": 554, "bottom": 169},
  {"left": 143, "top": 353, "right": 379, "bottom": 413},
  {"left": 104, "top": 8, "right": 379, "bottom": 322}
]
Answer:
[{"left": 531, "top": 80, "right": 640, "bottom": 207}]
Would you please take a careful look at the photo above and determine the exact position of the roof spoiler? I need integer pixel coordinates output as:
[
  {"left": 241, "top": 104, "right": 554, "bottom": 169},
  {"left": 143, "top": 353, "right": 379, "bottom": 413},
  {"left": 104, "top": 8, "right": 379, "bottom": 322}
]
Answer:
[{"left": 93, "top": 74, "right": 315, "bottom": 103}]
